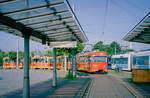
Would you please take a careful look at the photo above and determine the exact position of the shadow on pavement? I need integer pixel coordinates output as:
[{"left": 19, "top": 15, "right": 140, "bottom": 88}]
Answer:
[{"left": 0, "top": 77, "right": 91, "bottom": 98}]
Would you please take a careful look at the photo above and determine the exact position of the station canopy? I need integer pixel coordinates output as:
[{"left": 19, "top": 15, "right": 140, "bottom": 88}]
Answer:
[
  {"left": 123, "top": 12, "right": 150, "bottom": 44},
  {"left": 0, "top": 0, "right": 88, "bottom": 46}
]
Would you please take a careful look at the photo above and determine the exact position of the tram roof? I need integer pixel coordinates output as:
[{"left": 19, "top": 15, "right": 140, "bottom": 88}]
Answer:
[
  {"left": 0, "top": 0, "right": 88, "bottom": 45},
  {"left": 123, "top": 12, "right": 150, "bottom": 44}
]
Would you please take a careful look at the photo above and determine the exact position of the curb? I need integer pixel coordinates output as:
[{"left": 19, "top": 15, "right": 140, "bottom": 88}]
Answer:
[
  {"left": 109, "top": 74, "right": 143, "bottom": 98},
  {"left": 84, "top": 77, "right": 94, "bottom": 98}
]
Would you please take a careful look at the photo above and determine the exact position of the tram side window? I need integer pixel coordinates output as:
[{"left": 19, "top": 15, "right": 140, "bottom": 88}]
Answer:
[
  {"left": 5, "top": 59, "right": 10, "bottom": 63},
  {"left": 133, "top": 56, "right": 149, "bottom": 65},
  {"left": 120, "top": 58, "right": 128, "bottom": 64}
]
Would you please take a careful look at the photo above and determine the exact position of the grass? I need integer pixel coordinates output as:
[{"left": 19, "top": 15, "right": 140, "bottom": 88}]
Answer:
[
  {"left": 128, "top": 78, "right": 133, "bottom": 83},
  {"left": 64, "top": 69, "right": 76, "bottom": 79}
]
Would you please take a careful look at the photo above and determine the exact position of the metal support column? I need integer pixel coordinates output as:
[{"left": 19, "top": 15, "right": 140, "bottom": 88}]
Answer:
[
  {"left": 72, "top": 49, "right": 76, "bottom": 77},
  {"left": 16, "top": 37, "right": 19, "bottom": 69},
  {"left": 23, "top": 34, "right": 30, "bottom": 98},
  {"left": 53, "top": 48, "right": 57, "bottom": 87},
  {"left": 64, "top": 55, "right": 67, "bottom": 71}
]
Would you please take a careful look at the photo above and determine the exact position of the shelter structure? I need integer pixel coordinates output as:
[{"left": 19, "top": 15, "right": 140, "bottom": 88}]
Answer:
[
  {"left": 123, "top": 12, "right": 150, "bottom": 44},
  {"left": 0, "top": 0, "right": 88, "bottom": 98}
]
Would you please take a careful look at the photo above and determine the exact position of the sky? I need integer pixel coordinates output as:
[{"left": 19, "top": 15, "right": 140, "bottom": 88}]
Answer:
[{"left": 0, "top": 0, "right": 150, "bottom": 52}]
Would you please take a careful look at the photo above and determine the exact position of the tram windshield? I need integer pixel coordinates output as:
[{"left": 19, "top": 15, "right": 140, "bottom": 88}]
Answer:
[
  {"left": 112, "top": 58, "right": 128, "bottom": 64},
  {"left": 90, "top": 56, "right": 107, "bottom": 62}
]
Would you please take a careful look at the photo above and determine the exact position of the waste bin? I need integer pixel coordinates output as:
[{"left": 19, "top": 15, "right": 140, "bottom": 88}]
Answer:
[{"left": 132, "top": 69, "right": 150, "bottom": 83}]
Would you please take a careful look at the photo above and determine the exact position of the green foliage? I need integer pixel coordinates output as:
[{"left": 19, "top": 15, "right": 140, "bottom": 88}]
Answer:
[
  {"left": 8, "top": 51, "right": 16, "bottom": 61},
  {"left": 121, "top": 49, "right": 134, "bottom": 54},
  {"left": 92, "top": 41, "right": 104, "bottom": 51},
  {"left": 75, "top": 43, "right": 84, "bottom": 53},
  {"left": 92, "top": 41, "right": 133, "bottom": 56},
  {"left": 0, "top": 49, "right": 6, "bottom": 66},
  {"left": 110, "top": 41, "right": 121, "bottom": 55},
  {"left": 19, "top": 51, "right": 24, "bottom": 57},
  {"left": 56, "top": 43, "right": 85, "bottom": 56},
  {"left": 44, "top": 50, "right": 53, "bottom": 57},
  {"left": 65, "top": 69, "right": 75, "bottom": 79},
  {"left": 31, "top": 51, "right": 35, "bottom": 57}
]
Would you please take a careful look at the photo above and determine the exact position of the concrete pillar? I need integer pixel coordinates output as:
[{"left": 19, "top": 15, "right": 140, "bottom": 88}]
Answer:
[
  {"left": 23, "top": 34, "right": 30, "bottom": 98},
  {"left": 53, "top": 48, "right": 57, "bottom": 87}
]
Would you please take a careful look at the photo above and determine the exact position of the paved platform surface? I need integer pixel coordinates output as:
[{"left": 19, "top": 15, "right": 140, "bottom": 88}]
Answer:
[
  {"left": 0, "top": 69, "right": 67, "bottom": 95},
  {"left": 88, "top": 74, "right": 135, "bottom": 98},
  {"left": 109, "top": 70, "right": 150, "bottom": 98},
  {"left": 0, "top": 77, "right": 91, "bottom": 98}
]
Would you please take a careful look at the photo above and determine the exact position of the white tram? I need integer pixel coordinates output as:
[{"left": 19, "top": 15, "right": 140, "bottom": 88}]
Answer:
[
  {"left": 132, "top": 51, "right": 150, "bottom": 69},
  {"left": 111, "top": 53, "right": 133, "bottom": 71}
]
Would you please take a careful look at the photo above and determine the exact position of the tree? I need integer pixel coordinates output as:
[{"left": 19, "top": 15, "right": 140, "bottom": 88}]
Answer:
[
  {"left": 75, "top": 43, "right": 84, "bottom": 54},
  {"left": 44, "top": 50, "right": 53, "bottom": 57},
  {"left": 92, "top": 41, "right": 104, "bottom": 51},
  {"left": 110, "top": 41, "right": 121, "bottom": 55},
  {"left": 56, "top": 43, "right": 85, "bottom": 57},
  {"left": 121, "top": 49, "right": 134, "bottom": 54},
  {"left": 19, "top": 51, "right": 24, "bottom": 57},
  {"left": 31, "top": 51, "right": 35, "bottom": 57},
  {"left": 8, "top": 51, "right": 17, "bottom": 61},
  {"left": 0, "top": 49, "right": 7, "bottom": 66},
  {"left": 92, "top": 41, "right": 122, "bottom": 56}
]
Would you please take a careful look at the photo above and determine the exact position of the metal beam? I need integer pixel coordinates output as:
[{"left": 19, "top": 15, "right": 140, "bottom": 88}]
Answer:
[
  {"left": 0, "top": 13, "right": 48, "bottom": 42},
  {"left": 49, "top": 34, "right": 72, "bottom": 39},
  {"left": 52, "top": 37, "right": 74, "bottom": 41},
  {"left": 48, "top": 34, "right": 73, "bottom": 39},
  {"left": 37, "top": 25, "right": 77, "bottom": 32},
  {"left": 45, "top": 29, "right": 79, "bottom": 35},
  {"left": 0, "top": 0, "right": 23, "bottom": 5},
  {"left": 3, "top": 2, "right": 64, "bottom": 16},
  {"left": 47, "top": 32, "right": 72, "bottom": 37},
  {"left": 26, "top": 16, "right": 72, "bottom": 26},
  {"left": 41, "top": 25, "right": 77, "bottom": 32},
  {"left": 47, "top": 31, "right": 79, "bottom": 37},
  {"left": 16, "top": 10, "right": 69, "bottom": 22},
  {"left": 34, "top": 21, "right": 74, "bottom": 30}
]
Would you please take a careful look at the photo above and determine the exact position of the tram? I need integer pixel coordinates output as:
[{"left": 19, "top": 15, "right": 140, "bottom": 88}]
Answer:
[
  {"left": 77, "top": 51, "right": 108, "bottom": 73},
  {"left": 18, "top": 57, "right": 24, "bottom": 69},
  {"left": 3, "top": 57, "right": 16, "bottom": 69},
  {"left": 111, "top": 53, "right": 132, "bottom": 71},
  {"left": 132, "top": 51, "right": 150, "bottom": 69}
]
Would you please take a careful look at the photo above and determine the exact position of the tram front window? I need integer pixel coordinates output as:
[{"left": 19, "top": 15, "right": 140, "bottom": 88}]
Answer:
[
  {"left": 113, "top": 58, "right": 128, "bottom": 64},
  {"left": 90, "top": 56, "right": 107, "bottom": 62}
]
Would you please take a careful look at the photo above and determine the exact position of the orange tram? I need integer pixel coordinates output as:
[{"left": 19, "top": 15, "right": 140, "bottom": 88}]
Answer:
[
  {"left": 3, "top": 51, "right": 108, "bottom": 73},
  {"left": 3, "top": 56, "right": 71, "bottom": 70},
  {"left": 77, "top": 51, "right": 108, "bottom": 73}
]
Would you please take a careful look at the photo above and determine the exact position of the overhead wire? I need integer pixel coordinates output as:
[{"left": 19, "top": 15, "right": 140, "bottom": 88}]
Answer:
[
  {"left": 124, "top": 0, "right": 146, "bottom": 13},
  {"left": 102, "top": 0, "right": 109, "bottom": 36},
  {"left": 110, "top": 0, "right": 138, "bottom": 18}
]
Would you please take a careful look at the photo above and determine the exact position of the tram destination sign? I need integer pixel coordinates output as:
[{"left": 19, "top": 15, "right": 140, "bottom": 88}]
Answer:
[{"left": 49, "top": 41, "right": 77, "bottom": 48}]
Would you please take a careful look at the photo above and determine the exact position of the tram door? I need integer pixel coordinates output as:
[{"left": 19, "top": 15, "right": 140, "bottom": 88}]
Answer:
[{"left": 88, "top": 56, "right": 91, "bottom": 71}]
